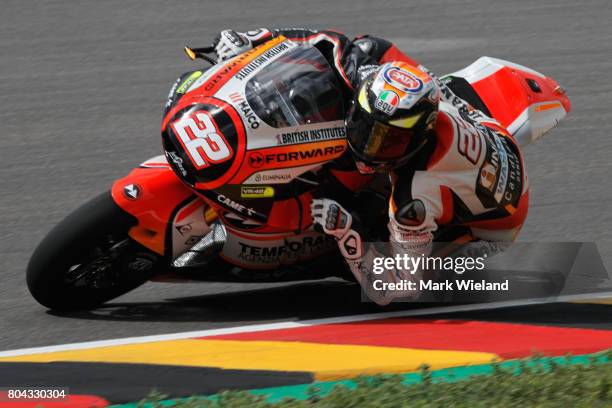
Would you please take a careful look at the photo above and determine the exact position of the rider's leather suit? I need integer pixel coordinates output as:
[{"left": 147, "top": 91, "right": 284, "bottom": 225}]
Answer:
[{"left": 228, "top": 29, "right": 528, "bottom": 301}]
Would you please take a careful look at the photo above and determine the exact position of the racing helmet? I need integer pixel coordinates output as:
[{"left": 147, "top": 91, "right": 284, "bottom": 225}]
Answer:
[{"left": 346, "top": 62, "right": 440, "bottom": 173}]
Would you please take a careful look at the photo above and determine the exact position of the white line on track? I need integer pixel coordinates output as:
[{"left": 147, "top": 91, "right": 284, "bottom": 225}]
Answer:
[{"left": 1, "top": 291, "right": 610, "bottom": 358}]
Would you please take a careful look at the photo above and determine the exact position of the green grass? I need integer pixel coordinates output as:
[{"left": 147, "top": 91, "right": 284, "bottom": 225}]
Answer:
[{"left": 136, "top": 351, "right": 612, "bottom": 408}]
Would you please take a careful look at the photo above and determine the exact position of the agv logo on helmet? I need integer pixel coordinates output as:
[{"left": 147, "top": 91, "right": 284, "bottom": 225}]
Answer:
[
  {"left": 374, "top": 90, "right": 400, "bottom": 115},
  {"left": 383, "top": 66, "right": 424, "bottom": 93}
]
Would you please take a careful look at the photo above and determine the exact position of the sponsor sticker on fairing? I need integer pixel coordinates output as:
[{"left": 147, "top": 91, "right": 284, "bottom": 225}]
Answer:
[
  {"left": 235, "top": 235, "right": 336, "bottom": 265},
  {"left": 176, "top": 71, "right": 203, "bottom": 94},
  {"left": 383, "top": 66, "right": 424, "bottom": 93},
  {"left": 256, "top": 145, "right": 346, "bottom": 166},
  {"left": 275, "top": 124, "right": 346, "bottom": 145},
  {"left": 228, "top": 92, "right": 261, "bottom": 130},
  {"left": 216, "top": 193, "right": 257, "bottom": 217},
  {"left": 235, "top": 41, "right": 296, "bottom": 81},
  {"left": 123, "top": 184, "right": 141, "bottom": 200},
  {"left": 241, "top": 186, "right": 275, "bottom": 198},
  {"left": 243, "top": 163, "right": 322, "bottom": 184},
  {"left": 165, "top": 79, "right": 179, "bottom": 108},
  {"left": 166, "top": 151, "right": 188, "bottom": 176},
  {"left": 374, "top": 90, "right": 400, "bottom": 115}
]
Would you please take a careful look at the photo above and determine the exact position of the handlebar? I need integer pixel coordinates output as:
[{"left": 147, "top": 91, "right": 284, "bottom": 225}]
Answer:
[{"left": 184, "top": 45, "right": 217, "bottom": 65}]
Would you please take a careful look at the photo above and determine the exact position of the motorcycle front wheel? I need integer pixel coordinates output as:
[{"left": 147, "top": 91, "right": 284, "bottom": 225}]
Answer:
[{"left": 26, "top": 192, "right": 165, "bottom": 311}]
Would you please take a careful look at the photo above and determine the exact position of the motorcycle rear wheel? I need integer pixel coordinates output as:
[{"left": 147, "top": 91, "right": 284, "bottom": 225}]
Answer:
[{"left": 27, "top": 192, "right": 165, "bottom": 311}]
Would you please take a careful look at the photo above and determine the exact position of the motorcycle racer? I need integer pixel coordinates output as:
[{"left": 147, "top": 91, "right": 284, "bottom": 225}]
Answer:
[
  {"left": 213, "top": 28, "right": 529, "bottom": 305},
  {"left": 311, "top": 61, "right": 529, "bottom": 304}
]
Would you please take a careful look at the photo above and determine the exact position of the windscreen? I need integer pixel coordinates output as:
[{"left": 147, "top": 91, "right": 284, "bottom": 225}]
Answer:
[{"left": 245, "top": 45, "right": 345, "bottom": 128}]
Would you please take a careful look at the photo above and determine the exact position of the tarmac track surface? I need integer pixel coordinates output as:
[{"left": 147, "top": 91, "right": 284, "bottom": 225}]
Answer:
[{"left": 1, "top": 0, "right": 612, "bottom": 351}]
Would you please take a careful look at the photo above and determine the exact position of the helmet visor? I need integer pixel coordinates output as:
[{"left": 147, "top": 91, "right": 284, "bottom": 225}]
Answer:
[{"left": 347, "top": 105, "right": 414, "bottom": 163}]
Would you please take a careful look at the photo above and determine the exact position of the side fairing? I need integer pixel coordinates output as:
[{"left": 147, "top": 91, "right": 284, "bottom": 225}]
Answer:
[{"left": 111, "top": 156, "right": 211, "bottom": 258}]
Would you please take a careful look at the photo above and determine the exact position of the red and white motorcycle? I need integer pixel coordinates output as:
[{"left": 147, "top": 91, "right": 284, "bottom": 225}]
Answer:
[{"left": 26, "top": 36, "right": 570, "bottom": 310}]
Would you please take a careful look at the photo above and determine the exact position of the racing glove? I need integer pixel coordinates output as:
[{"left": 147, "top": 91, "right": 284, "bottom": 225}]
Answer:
[
  {"left": 312, "top": 198, "right": 434, "bottom": 305},
  {"left": 311, "top": 198, "right": 397, "bottom": 305},
  {"left": 213, "top": 29, "right": 271, "bottom": 61},
  {"left": 310, "top": 198, "right": 363, "bottom": 260}
]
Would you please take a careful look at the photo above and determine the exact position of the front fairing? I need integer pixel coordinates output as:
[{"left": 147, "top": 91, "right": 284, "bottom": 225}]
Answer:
[{"left": 162, "top": 38, "right": 349, "bottom": 230}]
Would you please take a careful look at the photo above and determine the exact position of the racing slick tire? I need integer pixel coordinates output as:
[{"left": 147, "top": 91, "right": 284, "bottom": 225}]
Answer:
[{"left": 26, "top": 191, "right": 165, "bottom": 311}]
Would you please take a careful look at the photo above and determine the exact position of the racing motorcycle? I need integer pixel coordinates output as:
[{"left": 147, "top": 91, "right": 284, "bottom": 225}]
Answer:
[{"left": 26, "top": 35, "right": 570, "bottom": 310}]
